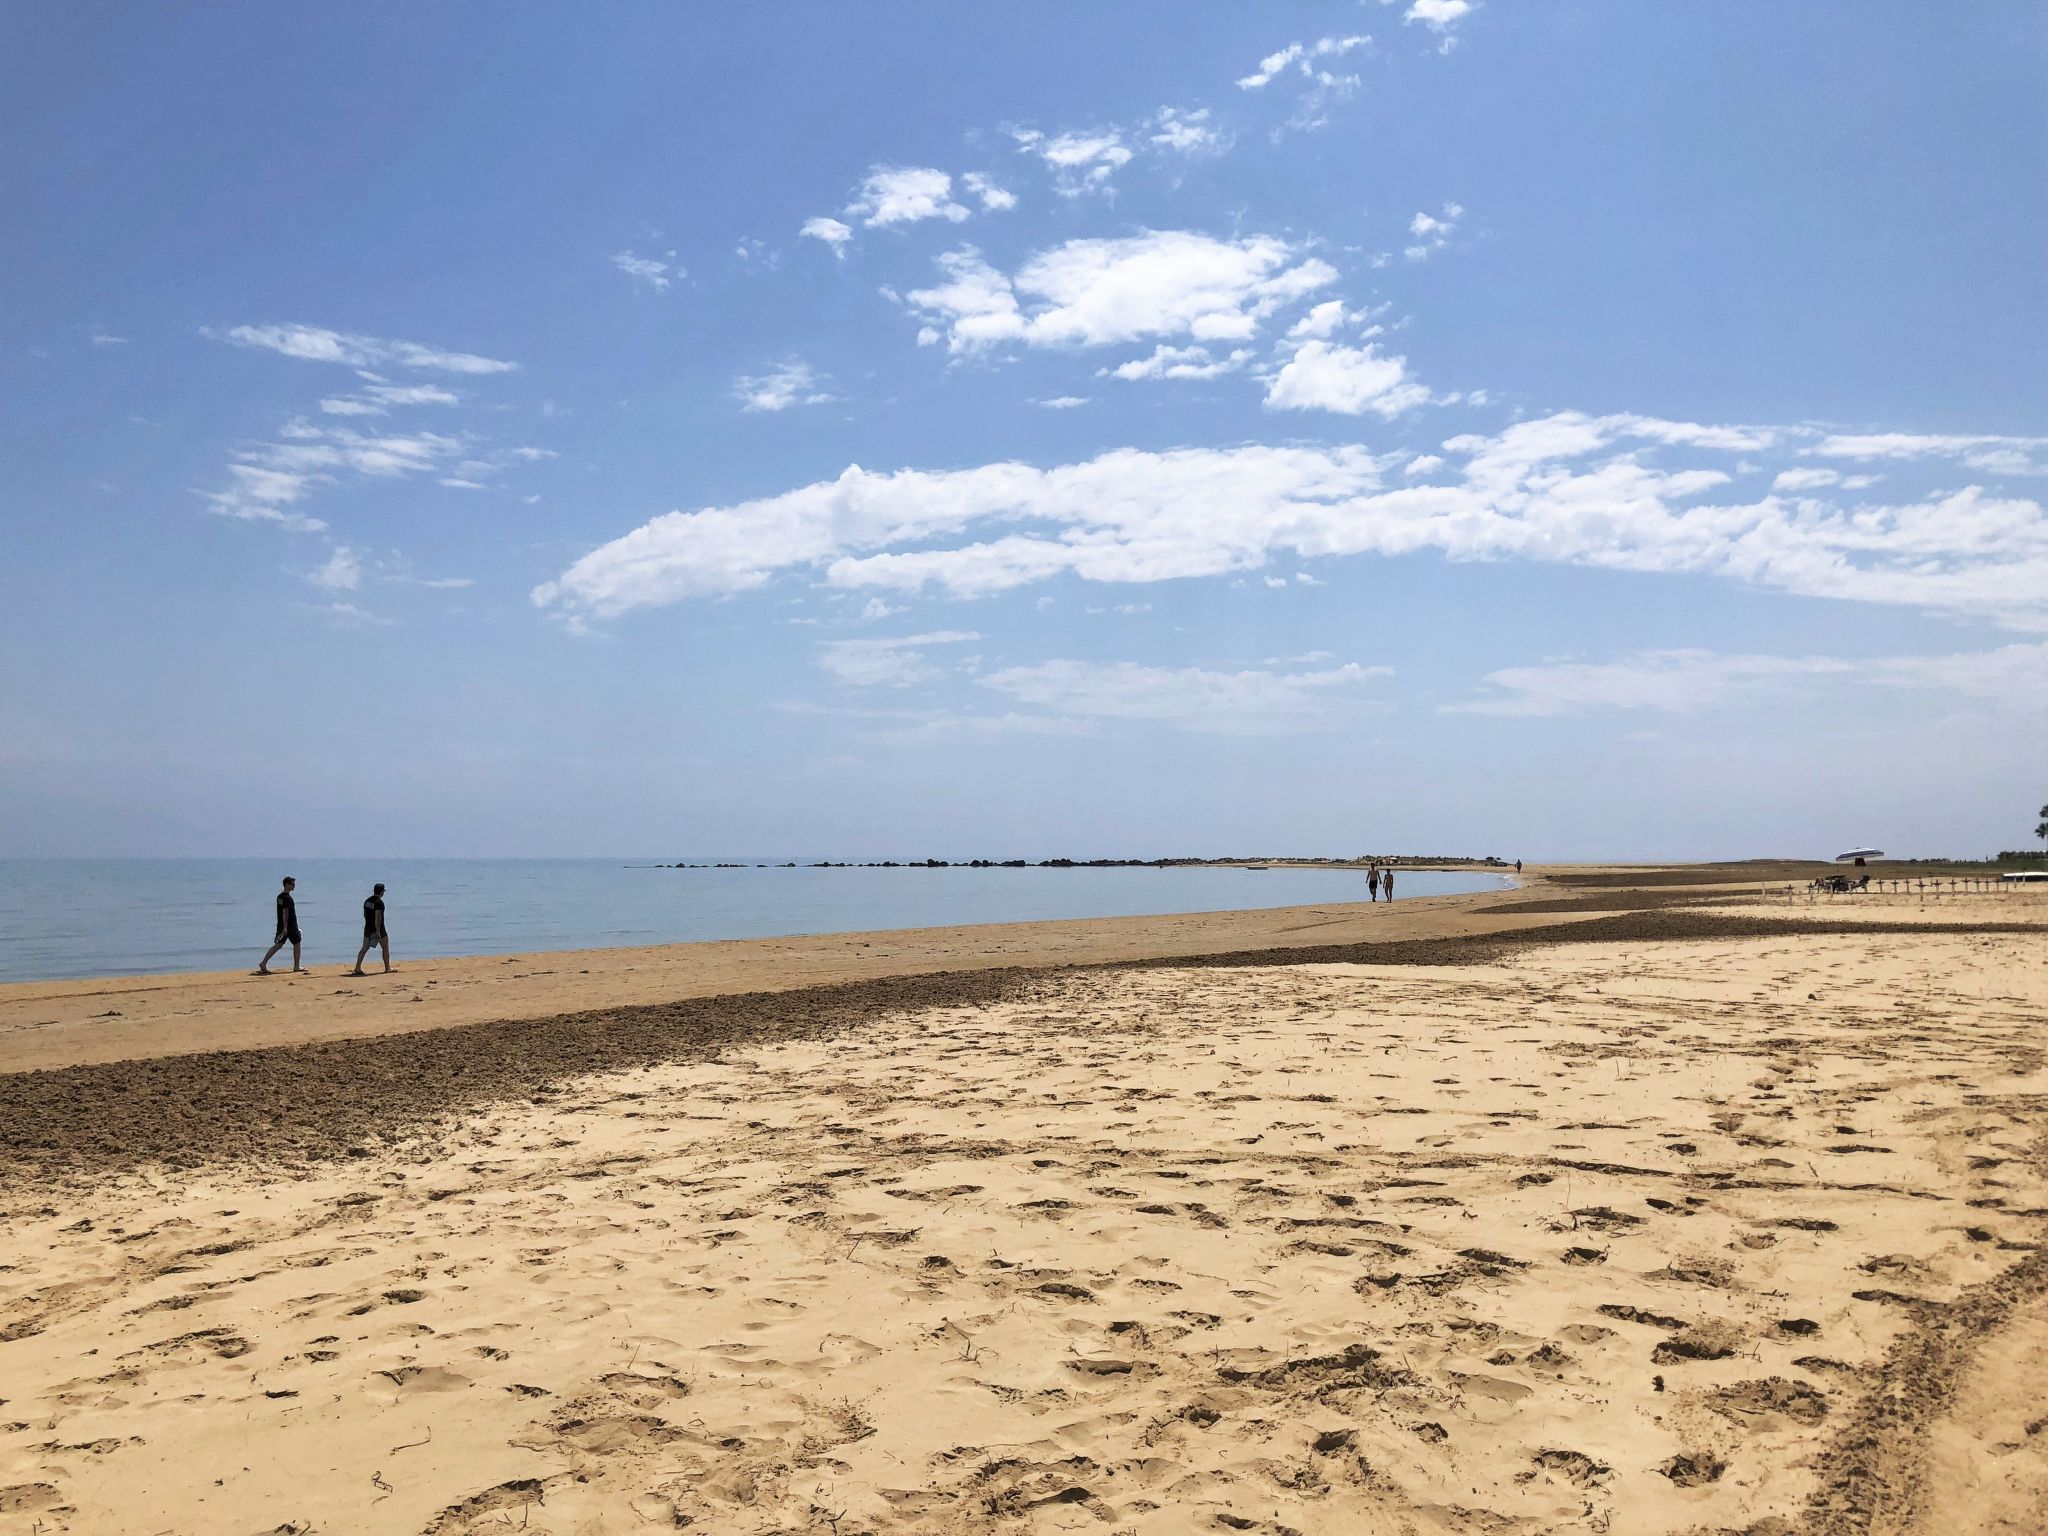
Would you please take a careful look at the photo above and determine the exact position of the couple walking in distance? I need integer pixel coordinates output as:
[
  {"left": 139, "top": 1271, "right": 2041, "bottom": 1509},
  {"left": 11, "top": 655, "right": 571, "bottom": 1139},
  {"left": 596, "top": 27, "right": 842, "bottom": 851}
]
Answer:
[
  {"left": 257, "top": 877, "right": 393, "bottom": 975},
  {"left": 1368, "top": 863, "right": 1396, "bottom": 902}
]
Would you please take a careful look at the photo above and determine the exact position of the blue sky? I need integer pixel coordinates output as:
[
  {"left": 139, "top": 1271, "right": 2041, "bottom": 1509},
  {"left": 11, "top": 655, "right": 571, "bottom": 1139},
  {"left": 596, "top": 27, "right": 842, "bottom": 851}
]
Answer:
[{"left": 4, "top": 2, "right": 2044, "bottom": 859}]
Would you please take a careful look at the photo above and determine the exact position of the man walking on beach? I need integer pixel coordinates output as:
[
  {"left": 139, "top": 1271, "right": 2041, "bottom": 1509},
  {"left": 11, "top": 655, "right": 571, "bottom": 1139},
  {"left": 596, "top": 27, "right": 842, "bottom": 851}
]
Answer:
[
  {"left": 1368, "top": 865, "right": 1381, "bottom": 901},
  {"left": 258, "top": 876, "right": 304, "bottom": 974},
  {"left": 351, "top": 882, "right": 391, "bottom": 975}
]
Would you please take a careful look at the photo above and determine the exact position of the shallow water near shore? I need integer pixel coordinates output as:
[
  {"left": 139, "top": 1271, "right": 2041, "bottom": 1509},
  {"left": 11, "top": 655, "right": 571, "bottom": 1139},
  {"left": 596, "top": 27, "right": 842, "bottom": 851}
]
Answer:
[{"left": 0, "top": 858, "right": 1510, "bottom": 983}]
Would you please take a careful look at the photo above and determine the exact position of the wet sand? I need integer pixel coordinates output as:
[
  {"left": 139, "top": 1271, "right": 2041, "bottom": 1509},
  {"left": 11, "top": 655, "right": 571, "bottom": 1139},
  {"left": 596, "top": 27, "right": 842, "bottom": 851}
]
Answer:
[{"left": 2, "top": 878, "right": 2044, "bottom": 1533}]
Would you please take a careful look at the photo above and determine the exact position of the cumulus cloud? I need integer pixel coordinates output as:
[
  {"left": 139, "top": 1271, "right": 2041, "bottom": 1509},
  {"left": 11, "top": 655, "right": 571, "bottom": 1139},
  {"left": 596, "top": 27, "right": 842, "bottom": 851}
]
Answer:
[
  {"left": 846, "top": 166, "right": 969, "bottom": 227},
  {"left": 732, "top": 359, "right": 836, "bottom": 413},
  {"left": 1100, "top": 344, "right": 1252, "bottom": 381},
  {"left": 1010, "top": 128, "right": 1135, "bottom": 197},
  {"left": 533, "top": 410, "right": 2048, "bottom": 631},
  {"left": 960, "top": 172, "right": 1017, "bottom": 211},
  {"left": 611, "top": 250, "right": 678, "bottom": 291},
  {"left": 981, "top": 659, "right": 1391, "bottom": 734},
  {"left": 1451, "top": 640, "right": 2048, "bottom": 717},
  {"left": 214, "top": 323, "right": 515, "bottom": 374},
  {"left": 1398, "top": 0, "right": 1473, "bottom": 48},
  {"left": 905, "top": 231, "right": 1336, "bottom": 354},
  {"left": 816, "top": 629, "right": 981, "bottom": 688},
  {"left": 800, "top": 216, "right": 854, "bottom": 253},
  {"left": 309, "top": 545, "right": 362, "bottom": 591},
  {"left": 1264, "top": 340, "right": 1430, "bottom": 417}
]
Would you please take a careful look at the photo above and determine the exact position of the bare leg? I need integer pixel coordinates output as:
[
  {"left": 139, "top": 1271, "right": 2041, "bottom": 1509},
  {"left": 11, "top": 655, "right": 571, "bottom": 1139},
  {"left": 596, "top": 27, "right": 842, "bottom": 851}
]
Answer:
[
  {"left": 350, "top": 938, "right": 370, "bottom": 975},
  {"left": 378, "top": 935, "right": 392, "bottom": 973},
  {"left": 291, "top": 940, "right": 305, "bottom": 973},
  {"left": 258, "top": 938, "right": 285, "bottom": 974}
]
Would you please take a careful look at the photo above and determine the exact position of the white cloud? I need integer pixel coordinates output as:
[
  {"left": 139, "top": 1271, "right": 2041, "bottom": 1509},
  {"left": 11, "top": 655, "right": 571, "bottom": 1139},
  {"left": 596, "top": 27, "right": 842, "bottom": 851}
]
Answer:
[
  {"left": 1287, "top": 299, "right": 1358, "bottom": 339},
  {"left": 859, "top": 597, "right": 898, "bottom": 620},
  {"left": 1401, "top": 0, "right": 1473, "bottom": 40},
  {"left": 1101, "top": 344, "right": 1252, "bottom": 381},
  {"left": 611, "top": 250, "right": 679, "bottom": 291},
  {"left": 1808, "top": 431, "right": 2048, "bottom": 476},
  {"left": 1404, "top": 202, "right": 1463, "bottom": 261},
  {"left": 800, "top": 216, "right": 854, "bottom": 253},
  {"left": 981, "top": 659, "right": 1391, "bottom": 735},
  {"left": 817, "top": 629, "right": 981, "bottom": 688},
  {"left": 1010, "top": 128, "right": 1135, "bottom": 197},
  {"left": 202, "top": 422, "right": 470, "bottom": 530},
  {"left": 87, "top": 330, "right": 128, "bottom": 347},
  {"left": 310, "top": 545, "right": 362, "bottom": 591},
  {"left": 1237, "top": 35, "right": 1371, "bottom": 89},
  {"left": 733, "top": 359, "right": 836, "bottom": 413},
  {"left": 1451, "top": 640, "right": 2048, "bottom": 717},
  {"left": 215, "top": 323, "right": 515, "bottom": 374},
  {"left": 1034, "top": 395, "right": 1090, "bottom": 409},
  {"left": 846, "top": 166, "right": 969, "bottom": 227},
  {"left": 533, "top": 410, "right": 2048, "bottom": 631},
  {"left": 1404, "top": 454, "right": 1444, "bottom": 476},
  {"left": 1236, "top": 36, "right": 1372, "bottom": 128},
  {"left": 1150, "top": 107, "right": 1225, "bottom": 155},
  {"left": 319, "top": 381, "right": 462, "bottom": 417},
  {"left": 1264, "top": 340, "right": 1431, "bottom": 417},
  {"left": 906, "top": 231, "right": 1336, "bottom": 355},
  {"left": 319, "top": 601, "right": 396, "bottom": 628},
  {"left": 960, "top": 172, "right": 1017, "bottom": 212}
]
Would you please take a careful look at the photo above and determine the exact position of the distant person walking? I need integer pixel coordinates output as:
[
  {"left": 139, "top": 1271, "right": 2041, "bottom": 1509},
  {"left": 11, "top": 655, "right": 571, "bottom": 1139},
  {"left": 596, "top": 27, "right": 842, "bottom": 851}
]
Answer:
[
  {"left": 351, "top": 882, "right": 391, "bottom": 975},
  {"left": 1515, "top": 859, "right": 1522, "bottom": 875},
  {"left": 1382, "top": 867, "right": 1395, "bottom": 901},
  {"left": 1367, "top": 865, "right": 1381, "bottom": 901},
  {"left": 258, "top": 876, "right": 304, "bottom": 974}
]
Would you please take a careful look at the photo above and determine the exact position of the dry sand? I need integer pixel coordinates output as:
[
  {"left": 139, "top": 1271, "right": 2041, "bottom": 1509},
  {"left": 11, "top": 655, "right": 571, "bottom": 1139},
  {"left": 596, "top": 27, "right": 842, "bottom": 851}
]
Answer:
[{"left": 2, "top": 886, "right": 2045, "bottom": 1533}]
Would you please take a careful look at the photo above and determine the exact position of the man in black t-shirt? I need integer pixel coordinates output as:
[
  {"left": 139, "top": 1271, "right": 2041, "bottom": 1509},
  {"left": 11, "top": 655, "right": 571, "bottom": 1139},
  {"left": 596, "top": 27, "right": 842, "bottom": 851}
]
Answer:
[
  {"left": 258, "top": 876, "right": 305, "bottom": 974},
  {"left": 351, "top": 882, "right": 391, "bottom": 975}
]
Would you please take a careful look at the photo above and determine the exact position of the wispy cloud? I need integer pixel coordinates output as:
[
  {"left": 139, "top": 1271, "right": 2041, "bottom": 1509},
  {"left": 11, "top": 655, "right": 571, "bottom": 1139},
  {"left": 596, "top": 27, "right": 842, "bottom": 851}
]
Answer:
[
  {"left": 1449, "top": 641, "right": 2048, "bottom": 716},
  {"left": 732, "top": 359, "right": 836, "bottom": 413},
  {"left": 611, "top": 250, "right": 680, "bottom": 291},
  {"left": 816, "top": 630, "right": 981, "bottom": 687},
  {"left": 1100, "top": 344, "right": 1252, "bottom": 382},
  {"left": 980, "top": 658, "right": 1391, "bottom": 734},
  {"left": 1009, "top": 127, "right": 1135, "bottom": 197},
  {"left": 214, "top": 323, "right": 516, "bottom": 375}
]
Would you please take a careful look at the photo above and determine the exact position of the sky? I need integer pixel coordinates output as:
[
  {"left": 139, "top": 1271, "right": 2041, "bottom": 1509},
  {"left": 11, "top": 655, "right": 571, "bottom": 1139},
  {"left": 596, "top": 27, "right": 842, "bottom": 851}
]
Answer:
[{"left": 3, "top": 2, "right": 2045, "bottom": 861}]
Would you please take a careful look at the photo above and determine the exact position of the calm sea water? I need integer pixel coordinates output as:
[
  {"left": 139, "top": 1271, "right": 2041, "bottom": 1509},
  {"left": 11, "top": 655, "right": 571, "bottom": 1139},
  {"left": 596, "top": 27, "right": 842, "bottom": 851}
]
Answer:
[{"left": 0, "top": 859, "right": 1513, "bottom": 984}]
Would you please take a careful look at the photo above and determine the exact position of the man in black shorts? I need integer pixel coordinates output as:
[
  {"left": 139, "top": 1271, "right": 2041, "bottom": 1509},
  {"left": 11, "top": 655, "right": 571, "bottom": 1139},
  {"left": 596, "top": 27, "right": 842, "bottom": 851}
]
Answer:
[
  {"left": 258, "top": 876, "right": 304, "bottom": 974},
  {"left": 351, "top": 882, "right": 391, "bottom": 975}
]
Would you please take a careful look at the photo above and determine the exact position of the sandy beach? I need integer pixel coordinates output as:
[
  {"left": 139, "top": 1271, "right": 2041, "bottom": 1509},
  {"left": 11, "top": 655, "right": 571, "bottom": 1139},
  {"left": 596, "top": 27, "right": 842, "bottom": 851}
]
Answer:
[{"left": 3, "top": 874, "right": 2044, "bottom": 1533}]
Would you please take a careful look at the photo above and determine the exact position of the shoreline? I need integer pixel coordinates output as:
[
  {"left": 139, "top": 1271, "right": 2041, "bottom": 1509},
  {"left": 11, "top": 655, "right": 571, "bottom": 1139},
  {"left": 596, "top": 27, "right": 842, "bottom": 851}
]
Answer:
[{"left": 0, "top": 885, "right": 1534, "bottom": 1074}]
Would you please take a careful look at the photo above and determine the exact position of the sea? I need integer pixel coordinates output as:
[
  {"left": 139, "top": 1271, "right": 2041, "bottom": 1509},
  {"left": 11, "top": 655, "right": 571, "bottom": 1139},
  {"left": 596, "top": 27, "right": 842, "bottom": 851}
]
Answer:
[{"left": 0, "top": 859, "right": 1515, "bottom": 985}]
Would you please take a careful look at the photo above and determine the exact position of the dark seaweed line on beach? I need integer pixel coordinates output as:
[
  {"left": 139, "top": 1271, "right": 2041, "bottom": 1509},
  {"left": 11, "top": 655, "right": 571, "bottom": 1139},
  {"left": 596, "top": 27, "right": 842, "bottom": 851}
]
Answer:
[{"left": 0, "top": 911, "right": 2034, "bottom": 1188}]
